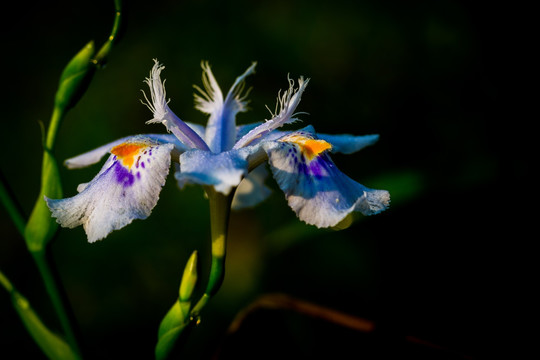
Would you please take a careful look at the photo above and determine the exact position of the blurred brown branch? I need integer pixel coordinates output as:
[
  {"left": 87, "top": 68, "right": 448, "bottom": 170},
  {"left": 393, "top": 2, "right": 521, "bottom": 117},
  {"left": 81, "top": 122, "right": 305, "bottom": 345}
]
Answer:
[{"left": 227, "top": 293, "right": 375, "bottom": 335}]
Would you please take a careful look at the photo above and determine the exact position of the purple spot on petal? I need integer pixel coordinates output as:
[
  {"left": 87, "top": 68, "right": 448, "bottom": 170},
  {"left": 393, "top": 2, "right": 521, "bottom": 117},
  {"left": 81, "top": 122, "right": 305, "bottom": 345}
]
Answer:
[
  {"left": 114, "top": 162, "right": 135, "bottom": 187},
  {"left": 141, "top": 162, "right": 145, "bottom": 169},
  {"left": 310, "top": 162, "right": 324, "bottom": 179}
]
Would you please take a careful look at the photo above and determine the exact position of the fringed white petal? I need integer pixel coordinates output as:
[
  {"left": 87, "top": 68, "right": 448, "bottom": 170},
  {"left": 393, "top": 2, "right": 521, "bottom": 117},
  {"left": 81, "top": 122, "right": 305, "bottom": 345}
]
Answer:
[
  {"left": 193, "top": 61, "right": 224, "bottom": 115},
  {"left": 195, "top": 62, "right": 257, "bottom": 152},
  {"left": 233, "top": 76, "right": 309, "bottom": 149},
  {"left": 141, "top": 59, "right": 169, "bottom": 124},
  {"left": 46, "top": 137, "right": 174, "bottom": 242},
  {"left": 141, "top": 60, "right": 210, "bottom": 150}
]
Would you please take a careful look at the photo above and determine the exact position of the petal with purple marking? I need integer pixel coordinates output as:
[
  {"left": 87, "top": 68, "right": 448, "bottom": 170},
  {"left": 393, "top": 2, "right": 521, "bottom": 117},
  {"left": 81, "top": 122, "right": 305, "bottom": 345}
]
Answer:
[
  {"left": 46, "top": 137, "right": 174, "bottom": 242},
  {"left": 263, "top": 131, "right": 390, "bottom": 228}
]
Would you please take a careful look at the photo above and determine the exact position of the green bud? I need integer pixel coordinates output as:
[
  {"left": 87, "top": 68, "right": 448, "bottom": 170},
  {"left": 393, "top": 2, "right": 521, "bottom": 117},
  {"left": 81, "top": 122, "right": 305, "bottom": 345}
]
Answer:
[
  {"left": 54, "top": 41, "right": 96, "bottom": 111},
  {"left": 179, "top": 251, "right": 198, "bottom": 302}
]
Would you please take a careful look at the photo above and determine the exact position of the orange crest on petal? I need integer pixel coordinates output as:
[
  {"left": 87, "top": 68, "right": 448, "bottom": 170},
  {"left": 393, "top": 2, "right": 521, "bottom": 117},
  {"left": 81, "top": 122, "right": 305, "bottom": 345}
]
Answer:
[
  {"left": 111, "top": 142, "right": 147, "bottom": 169},
  {"left": 280, "top": 134, "right": 332, "bottom": 160}
]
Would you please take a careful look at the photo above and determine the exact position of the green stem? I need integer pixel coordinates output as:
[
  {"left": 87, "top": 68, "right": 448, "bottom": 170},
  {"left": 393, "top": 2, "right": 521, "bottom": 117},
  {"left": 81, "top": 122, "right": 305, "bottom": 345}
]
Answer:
[
  {"left": 0, "top": 270, "right": 13, "bottom": 293},
  {"left": 45, "top": 106, "right": 63, "bottom": 152},
  {"left": 190, "top": 187, "right": 234, "bottom": 317},
  {"left": 0, "top": 171, "right": 26, "bottom": 236},
  {"left": 92, "top": 0, "right": 122, "bottom": 66},
  {"left": 31, "top": 250, "right": 81, "bottom": 358}
]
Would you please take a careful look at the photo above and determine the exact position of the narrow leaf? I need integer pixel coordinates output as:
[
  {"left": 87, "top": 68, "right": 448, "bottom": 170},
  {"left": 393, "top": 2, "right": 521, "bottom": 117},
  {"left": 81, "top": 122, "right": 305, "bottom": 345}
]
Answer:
[{"left": 1, "top": 271, "right": 79, "bottom": 360}]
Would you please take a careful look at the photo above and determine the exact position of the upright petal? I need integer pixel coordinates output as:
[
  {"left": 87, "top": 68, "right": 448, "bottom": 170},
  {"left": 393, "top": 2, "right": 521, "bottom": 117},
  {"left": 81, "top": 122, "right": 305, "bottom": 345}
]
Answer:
[
  {"left": 175, "top": 147, "right": 256, "bottom": 195},
  {"left": 264, "top": 130, "right": 390, "bottom": 228},
  {"left": 233, "top": 76, "right": 309, "bottom": 149},
  {"left": 46, "top": 136, "right": 174, "bottom": 242},
  {"left": 141, "top": 60, "right": 210, "bottom": 151},
  {"left": 194, "top": 62, "right": 256, "bottom": 152}
]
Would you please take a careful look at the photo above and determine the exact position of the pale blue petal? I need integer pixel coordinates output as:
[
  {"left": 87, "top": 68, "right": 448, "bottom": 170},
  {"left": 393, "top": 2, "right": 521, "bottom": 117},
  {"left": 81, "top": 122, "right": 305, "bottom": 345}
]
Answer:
[
  {"left": 231, "top": 165, "right": 272, "bottom": 210},
  {"left": 317, "top": 133, "right": 379, "bottom": 154},
  {"left": 252, "top": 125, "right": 379, "bottom": 154},
  {"left": 46, "top": 137, "right": 174, "bottom": 242},
  {"left": 236, "top": 122, "right": 262, "bottom": 142},
  {"left": 175, "top": 147, "right": 256, "bottom": 195},
  {"left": 195, "top": 62, "right": 256, "bottom": 152},
  {"left": 249, "top": 125, "right": 379, "bottom": 154},
  {"left": 263, "top": 131, "right": 390, "bottom": 228},
  {"left": 64, "top": 133, "right": 192, "bottom": 169},
  {"left": 64, "top": 136, "right": 133, "bottom": 169}
]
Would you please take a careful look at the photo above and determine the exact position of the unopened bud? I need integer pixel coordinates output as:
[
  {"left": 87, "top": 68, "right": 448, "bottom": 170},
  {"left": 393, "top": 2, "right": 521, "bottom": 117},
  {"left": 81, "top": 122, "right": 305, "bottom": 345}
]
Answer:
[
  {"left": 54, "top": 41, "right": 96, "bottom": 110},
  {"left": 179, "top": 251, "right": 198, "bottom": 302}
]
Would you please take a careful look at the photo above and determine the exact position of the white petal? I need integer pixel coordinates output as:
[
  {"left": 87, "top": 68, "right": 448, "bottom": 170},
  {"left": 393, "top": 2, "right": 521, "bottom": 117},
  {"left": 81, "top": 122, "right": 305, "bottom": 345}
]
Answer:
[
  {"left": 264, "top": 131, "right": 390, "bottom": 228},
  {"left": 46, "top": 137, "right": 173, "bottom": 242},
  {"left": 233, "top": 76, "right": 309, "bottom": 149}
]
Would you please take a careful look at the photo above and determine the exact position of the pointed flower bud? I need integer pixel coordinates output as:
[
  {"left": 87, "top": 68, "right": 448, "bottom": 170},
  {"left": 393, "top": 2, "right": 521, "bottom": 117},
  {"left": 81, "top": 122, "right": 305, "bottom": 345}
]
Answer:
[
  {"left": 179, "top": 250, "right": 198, "bottom": 302},
  {"left": 155, "top": 252, "right": 199, "bottom": 360},
  {"left": 54, "top": 41, "right": 96, "bottom": 111}
]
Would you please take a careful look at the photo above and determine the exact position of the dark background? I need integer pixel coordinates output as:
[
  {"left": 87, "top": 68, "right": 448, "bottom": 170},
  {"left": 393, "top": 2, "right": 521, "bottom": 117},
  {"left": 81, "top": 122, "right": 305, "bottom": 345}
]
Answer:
[{"left": 0, "top": 0, "right": 527, "bottom": 359}]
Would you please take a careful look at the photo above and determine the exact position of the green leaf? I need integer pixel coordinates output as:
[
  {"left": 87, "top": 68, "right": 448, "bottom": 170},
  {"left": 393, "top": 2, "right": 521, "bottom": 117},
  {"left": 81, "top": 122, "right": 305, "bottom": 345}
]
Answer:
[{"left": 1, "top": 271, "right": 79, "bottom": 360}]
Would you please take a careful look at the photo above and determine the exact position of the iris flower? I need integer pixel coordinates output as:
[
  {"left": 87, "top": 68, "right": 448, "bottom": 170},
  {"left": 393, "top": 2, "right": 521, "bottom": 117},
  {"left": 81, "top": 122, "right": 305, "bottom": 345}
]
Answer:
[{"left": 46, "top": 60, "right": 390, "bottom": 243}]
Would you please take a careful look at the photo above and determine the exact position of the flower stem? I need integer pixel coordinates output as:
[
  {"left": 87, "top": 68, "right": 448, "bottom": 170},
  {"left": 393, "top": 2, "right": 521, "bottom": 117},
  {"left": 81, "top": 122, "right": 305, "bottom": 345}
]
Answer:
[
  {"left": 45, "top": 106, "right": 63, "bottom": 152},
  {"left": 26, "top": 104, "right": 82, "bottom": 356},
  {"left": 190, "top": 187, "right": 234, "bottom": 317},
  {"left": 0, "top": 170, "right": 26, "bottom": 236},
  {"left": 31, "top": 249, "right": 82, "bottom": 358}
]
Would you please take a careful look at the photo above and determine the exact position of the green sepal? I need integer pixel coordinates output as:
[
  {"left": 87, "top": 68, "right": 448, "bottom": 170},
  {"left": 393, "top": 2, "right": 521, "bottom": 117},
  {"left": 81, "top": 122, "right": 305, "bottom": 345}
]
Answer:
[
  {"left": 157, "top": 301, "right": 184, "bottom": 340},
  {"left": 155, "top": 300, "right": 194, "bottom": 360},
  {"left": 1, "top": 271, "right": 79, "bottom": 360},
  {"left": 24, "top": 150, "right": 62, "bottom": 252},
  {"left": 54, "top": 41, "right": 96, "bottom": 111}
]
